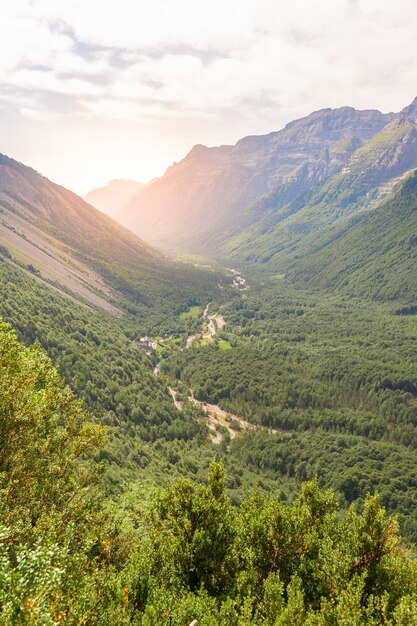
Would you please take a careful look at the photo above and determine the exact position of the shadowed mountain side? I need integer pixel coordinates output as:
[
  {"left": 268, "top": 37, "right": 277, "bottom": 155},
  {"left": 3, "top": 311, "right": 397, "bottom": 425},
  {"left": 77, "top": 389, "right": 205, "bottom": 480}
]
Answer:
[{"left": 288, "top": 171, "right": 417, "bottom": 303}]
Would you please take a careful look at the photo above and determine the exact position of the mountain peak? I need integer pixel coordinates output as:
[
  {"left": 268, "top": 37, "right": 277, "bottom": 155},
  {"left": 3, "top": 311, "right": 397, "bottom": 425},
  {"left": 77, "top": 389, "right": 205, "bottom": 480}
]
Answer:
[
  {"left": 108, "top": 178, "right": 144, "bottom": 187},
  {"left": 400, "top": 96, "right": 417, "bottom": 120},
  {"left": 190, "top": 143, "right": 208, "bottom": 152},
  {"left": 186, "top": 143, "right": 232, "bottom": 158}
]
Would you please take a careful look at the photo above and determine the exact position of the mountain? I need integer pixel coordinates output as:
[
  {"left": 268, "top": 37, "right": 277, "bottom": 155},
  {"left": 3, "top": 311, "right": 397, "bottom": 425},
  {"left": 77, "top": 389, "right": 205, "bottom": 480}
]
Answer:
[
  {"left": 117, "top": 106, "right": 393, "bottom": 252},
  {"left": 224, "top": 112, "right": 417, "bottom": 269},
  {"left": 83, "top": 179, "right": 146, "bottom": 218},
  {"left": 0, "top": 154, "right": 222, "bottom": 329},
  {"left": 2, "top": 108, "right": 417, "bottom": 623}
]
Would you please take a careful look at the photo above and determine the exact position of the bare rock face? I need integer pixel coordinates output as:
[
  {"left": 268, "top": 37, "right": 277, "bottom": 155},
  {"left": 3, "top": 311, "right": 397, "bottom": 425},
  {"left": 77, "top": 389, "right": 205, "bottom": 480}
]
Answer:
[{"left": 400, "top": 96, "right": 417, "bottom": 121}]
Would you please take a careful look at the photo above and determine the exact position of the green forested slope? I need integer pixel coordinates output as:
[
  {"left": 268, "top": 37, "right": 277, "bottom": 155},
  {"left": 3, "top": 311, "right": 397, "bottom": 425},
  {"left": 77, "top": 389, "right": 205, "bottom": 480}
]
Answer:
[
  {"left": 289, "top": 171, "right": 417, "bottom": 302},
  {"left": 0, "top": 261, "right": 207, "bottom": 490},
  {"left": 0, "top": 260, "right": 289, "bottom": 500}
]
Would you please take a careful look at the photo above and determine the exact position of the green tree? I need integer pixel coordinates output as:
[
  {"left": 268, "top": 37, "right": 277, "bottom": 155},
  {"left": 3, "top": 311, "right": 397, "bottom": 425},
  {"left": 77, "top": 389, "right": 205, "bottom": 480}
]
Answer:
[
  {"left": 150, "top": 461, "right": 237, "bottom": 595},
  {"left": 0, "top": 320, "right": 107, "bottom": 537}
]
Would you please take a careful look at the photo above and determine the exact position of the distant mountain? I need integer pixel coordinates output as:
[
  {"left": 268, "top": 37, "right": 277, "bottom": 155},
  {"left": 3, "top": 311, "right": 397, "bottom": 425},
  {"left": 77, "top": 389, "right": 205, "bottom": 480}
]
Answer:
[
  {"left": 118, "top": 106, "right": 393, "bottom": 252},
  {"left": 84, "top": 179, "right": 146, "bottom": 218},
  {"left": 0, "top": 154, "right": 222, "bottom": 328}
]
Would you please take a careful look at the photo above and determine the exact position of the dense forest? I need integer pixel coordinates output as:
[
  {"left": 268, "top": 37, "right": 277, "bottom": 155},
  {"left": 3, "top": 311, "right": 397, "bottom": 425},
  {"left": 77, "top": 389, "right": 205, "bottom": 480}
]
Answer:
[
  {"left": 162, "top": 284, "right": 417, "bottom": 543},
  {"left": 0, "top": 260, "right": 294, "bottom": 501},
  {"left": 2, "top": 319, "right": 417, "bottom": 624}
]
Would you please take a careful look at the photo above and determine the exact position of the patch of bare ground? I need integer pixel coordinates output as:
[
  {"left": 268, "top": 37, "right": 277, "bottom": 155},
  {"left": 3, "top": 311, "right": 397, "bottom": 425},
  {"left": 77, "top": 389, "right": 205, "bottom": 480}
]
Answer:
[{"left": 185, "top": 303, "right": 226, "bottom": 349}]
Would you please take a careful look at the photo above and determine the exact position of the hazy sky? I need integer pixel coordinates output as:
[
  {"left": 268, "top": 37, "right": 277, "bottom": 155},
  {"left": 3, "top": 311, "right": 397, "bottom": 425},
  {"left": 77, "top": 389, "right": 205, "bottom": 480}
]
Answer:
[{"left": 1, "top": 0, "right": 416, "bottom": 193}]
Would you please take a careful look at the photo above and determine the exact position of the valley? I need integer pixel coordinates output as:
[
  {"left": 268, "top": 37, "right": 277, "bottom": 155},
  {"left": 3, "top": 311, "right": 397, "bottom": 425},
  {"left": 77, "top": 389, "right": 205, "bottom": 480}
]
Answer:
[
  {"left": 159, "top": 276, "right": 417, "bottom": 542},
  {"left": 153, "top": 295, "right": 254, "bottom": 443},
  {"left": 2, "top": 0, "right": 417, "bottom": 620},
  {"left": 1, "top": 97, "right": 416, "bottom": 623}
]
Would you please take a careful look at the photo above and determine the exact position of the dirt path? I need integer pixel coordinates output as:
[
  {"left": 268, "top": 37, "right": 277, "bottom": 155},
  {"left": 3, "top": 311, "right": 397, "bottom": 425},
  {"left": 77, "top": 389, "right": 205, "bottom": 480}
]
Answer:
[
  {"left": 165, "top": 385, "right": 256, "bottom": 443},
  {"left": 168, "top": 386, "right": 183, "bottom": 411},
  {"left": 205, "top": 312, "right": 225, "bottom": 338},
  {"left": 185, "top": 334, "right": 198, "bottom": 348},
  {"left": 153, "top": 288, "right": 262, "bottom": 444}
]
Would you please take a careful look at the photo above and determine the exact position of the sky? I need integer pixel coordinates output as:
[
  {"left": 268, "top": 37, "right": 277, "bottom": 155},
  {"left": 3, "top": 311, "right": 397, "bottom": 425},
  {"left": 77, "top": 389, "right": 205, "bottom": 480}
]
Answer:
[{"left": 0, "top": 0, "right": 416, "bottom": 194}]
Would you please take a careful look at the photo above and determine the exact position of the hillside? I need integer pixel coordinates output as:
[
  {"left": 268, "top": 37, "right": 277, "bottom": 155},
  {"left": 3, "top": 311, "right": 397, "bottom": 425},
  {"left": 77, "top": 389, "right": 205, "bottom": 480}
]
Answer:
[
  {"left": 288, "top": 171, "right": 417, "bottom": 302},
  {"left": 118, "top": 106, "right": 392, "bottom": 252},
  {"left": 224, "top": 113, "right": 417, "bottom": 276},
  {"left": 0, "top": 153, "right": 223, "bottom": 329},
  {"left": 83, "top": 178, "right": 146, "bottom": 218},
  {"left": 2, "top": 317, "right": 417, "bottom": 623}
]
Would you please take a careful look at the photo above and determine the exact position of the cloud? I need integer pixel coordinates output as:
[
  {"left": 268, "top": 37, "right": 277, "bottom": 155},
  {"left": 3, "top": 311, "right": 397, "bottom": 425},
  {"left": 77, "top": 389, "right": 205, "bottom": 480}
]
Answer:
[
  {"left": 2, "top": 0, "right": 416, "bottom": 122},
  {"left": 0, "top": 0, "right": 416, "bottom": 190}
]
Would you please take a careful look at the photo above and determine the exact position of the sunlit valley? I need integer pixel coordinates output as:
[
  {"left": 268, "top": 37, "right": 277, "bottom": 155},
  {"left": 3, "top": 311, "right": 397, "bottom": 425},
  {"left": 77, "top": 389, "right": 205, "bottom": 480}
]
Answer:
[{"left": 1, "top": 2, "right": 417, "bottom": 624}]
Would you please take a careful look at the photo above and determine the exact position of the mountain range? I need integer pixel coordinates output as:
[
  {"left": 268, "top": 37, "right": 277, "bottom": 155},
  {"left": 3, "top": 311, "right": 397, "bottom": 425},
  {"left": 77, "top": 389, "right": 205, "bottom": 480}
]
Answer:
[
  {"left": 2, "top": 93, "right": 417, "bottom": 621},
  {"left": 117, "top": 105, "right": 393, "bottom": 250},
  {"left": 1, "top": 97, "right": 416, "bottom": 310},
  {"left": 104, "top": 97, "right": 417, "bottom": 305}
]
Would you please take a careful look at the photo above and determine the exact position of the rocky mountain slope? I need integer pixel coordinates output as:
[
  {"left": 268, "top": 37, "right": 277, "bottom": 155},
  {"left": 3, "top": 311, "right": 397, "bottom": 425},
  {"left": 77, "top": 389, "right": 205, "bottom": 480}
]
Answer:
[
  {"left": 117, "top": 105, "right": 394, "bottom": 252},
  {"left": 225, "top": 111, "right": 417, "bottom": 269}
]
